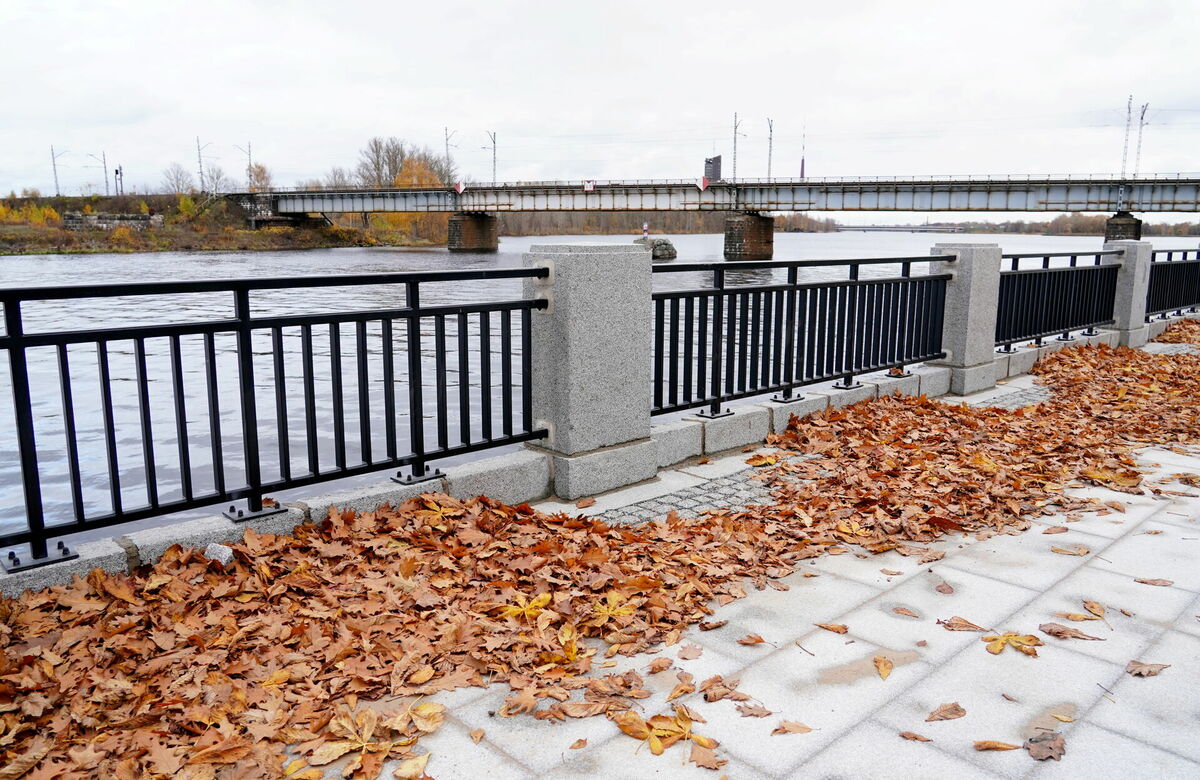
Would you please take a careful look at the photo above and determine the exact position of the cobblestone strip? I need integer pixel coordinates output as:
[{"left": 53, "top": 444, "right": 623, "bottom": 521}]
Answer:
[{"left": 595, "top": 468, "right": 775, "bottom": 524}]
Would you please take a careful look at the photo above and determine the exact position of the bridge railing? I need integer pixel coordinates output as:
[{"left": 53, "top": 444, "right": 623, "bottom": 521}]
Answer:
[
  {"left": 1146, "top": 249, "right": 1200, "bottom": 319},
  {"left": 994, "top": 252, "right": 1121, "bottom": 350},
  {"left": 0, "top": 270, "right": 548, "bottom": 571},
  {"left": 649, "top": 257, "right": 950, "bottom": 417}
]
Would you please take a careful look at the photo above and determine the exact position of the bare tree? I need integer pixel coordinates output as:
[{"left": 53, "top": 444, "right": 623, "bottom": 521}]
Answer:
[
  {"left": 203, "top": 164, "right": 235, "bottom": 193},
  {"left": 161, "top": 162, "right": 195, "bottom": 194},
  {"left": 355, "top": 137, "right": 407, "bottom": 187},
  {"left": 324, "top": 166, "right": 353, "bottom": 188}
]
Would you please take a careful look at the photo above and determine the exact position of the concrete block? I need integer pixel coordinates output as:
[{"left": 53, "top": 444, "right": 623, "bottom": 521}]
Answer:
[
  {"left": 551, "top": 439, "right": 658, "bottom": 500},
  {"left": 203, "top": 543, "right": 235, "bottom": 565},
  {"left": 305, "top": 480, "right": 439, "bottom": 523},
  {"left": 991, "top": 354, "right": 1010, "bottom": 380},
  {"left": 761, "top": 395, "right": 830, "bottom": 434},
  {"left": 912, "top": 365, "right": 951, "bottom": 398},
  {"left": 0, "top": 538, "right": 129, "bottom": 598},
  {"left": 524, "top": 245, "right": 653, "bottom": 455},
  {"left": 650, "top": 419, "right": 704, "bottom": 467},
  {"left": 693, "top": 405, "right": 770, "bottom": 453},
  {"left": 1038, "top": 338, "right": 1069, "bottom": 355},
  {"left": 1147, "top": 318, "right": 1170, "bottom": 338},
  {"left": 949, "top": 363, "right": 997, "bottom": 395},
  {"left": 814, "top": 381, "right": 878, "bottom": 409},
  {"left": 126, "top": 514, "right": 241, "bottom": 566},
  {"left": 863, "top": 371, "right": 921, "bottom": 399},
  {"left": 1104, "top": 241, "right": 1152, "bottom": 331},
  {"left": 929, "top": 243, "right": 1002, "bottom": 368},
  {"left": 444, "top": 449, "right": 551, "bottom": 505},
  {"left": 240, "top": 506, "right": 308, "bottom": 538},
  {"left": 1093, "top": 330, "right": 1120, "bottom": 347},
  {"left": 1120, "top": 326, "right": 1150, "bottom": 348},
  {"left": 1005, "top": 347, "right": 1039, "bottom": 376}
]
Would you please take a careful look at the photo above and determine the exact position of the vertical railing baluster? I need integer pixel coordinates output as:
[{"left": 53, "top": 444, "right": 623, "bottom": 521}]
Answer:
[
  {"left": 521, "top": 307, "right": 533, "bottom": 434},
  {"left": 479, "top": 310, "right": 493, "bottom": 440},
  {"left": 382, "top": 319, "right": 397, "bottom": 461},
  {"left": 683, "top": 296, "right": 695, "bottom": 405},
  {"left": 668, "top": 298, "right": 680, "bottom": 406},
  {"left": 705, "top": 269, "right": 726, "bottom": 417},
  {"left": 57, "top": 344, "right": 86, "bottom": 522},
  {"left": 4, "top": 301, "right": 51, "bottom": 564},
  {"left": 96, "top": 340, "right": 122, "bottom": 517},
  {"left": 398, "top": 281, "right": 437, "bottom": 482},
  {"left": 653, "top": 298, "right": 665, "bottom": 411},
  {"left": 271, "top": 328, "right": 291, "bottom": 483},
  {"left": 301, "top": 324, "right": 319, "bottom": 476},
  {"left": 233, "top": 288, "right": 267, "bottom": 514},
  {"left": 458, "top": 312, "right": 471, "bottom": 444},
  {"left": 356, "top": 320, "right": 371, "bottom": 464},
  {"left": 329, "top": 322, "right": 345, "bottom": 471},
  {"left": 168, "top": 335, "right": 192, "bottom": 502},
  {"left": 498, "top": 312, "right": 511, "bottom": 440},
  {"left": 134, "top": 337, "right": 158, "bottom": 508},
  {"left": 204, "top": 332, "right": 225, "bottom": 496}
]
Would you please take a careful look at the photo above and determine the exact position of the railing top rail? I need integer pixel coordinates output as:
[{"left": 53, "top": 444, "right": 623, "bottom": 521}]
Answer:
[
  {"left": 0, "top": 267, "right": 549, "bottom": 303},
  {"left": 1000, "top": 264, "right": 1119, "bottom": 277},
  {"left": 1001, "top": 250, "right": 1122, "bottom": 259},
  {"left": 1151, "top": 249, "right": 1200, "bottom": 261},
  {"left": 652, "top": 256, "right": 946, "bottom": 274}
]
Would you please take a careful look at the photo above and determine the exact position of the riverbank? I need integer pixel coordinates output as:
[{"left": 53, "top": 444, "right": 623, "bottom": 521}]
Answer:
[{"left": 0, "top": 223, "right": 433, "bottom": 256}]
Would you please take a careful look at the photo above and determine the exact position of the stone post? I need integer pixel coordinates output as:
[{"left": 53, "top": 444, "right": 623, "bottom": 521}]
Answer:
[
  {"left": 1102, "top": 239, "right": 1152, "bottom": 347},
  {"left": 448, "top": 213, "right": 499, "bottom": 252},
  {"left": 723, "top": 213, "right": 774, "bottom": 260},
  {"left": 926, "top": 243, "right": 1003, "bottom": 395},
  {"left": 522, "top": 244, "right": 657, "bottom": 499}
]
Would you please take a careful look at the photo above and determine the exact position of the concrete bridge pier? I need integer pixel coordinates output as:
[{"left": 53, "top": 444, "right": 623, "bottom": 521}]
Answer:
[
  {"left": 447, "top": 212, "right": 499, "bottom": 253},
  {"left": 724, "top": 212, "right": 774, "bottom": 261},
  {"left": 1105, "top": 211, "right": 1143, "bottom": 242}
]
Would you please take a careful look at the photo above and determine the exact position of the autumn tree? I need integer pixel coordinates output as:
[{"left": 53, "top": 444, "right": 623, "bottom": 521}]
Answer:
[
  {"left": 161, "top": 163, "right": 195, "bottom": 194},
  {"left": 203, "top": 164, "right": 235, "bottom": 193},
  {"left": 369, "top": 156, "right": 449, "bottom": 242},
  {"left": 356, "top": 137, "right": 408, "bottom": 187},
  {"left": 248, "top": 163, "right": 273, "bottom": 192}
]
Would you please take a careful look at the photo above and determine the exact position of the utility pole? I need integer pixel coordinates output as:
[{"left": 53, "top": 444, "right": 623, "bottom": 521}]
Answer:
[
  {"left": 800, "top": 122, "right": 807, "bottom": 179},
  {"left": 196, "top": 136, "right": 212, "bottom": 192},
  {"left": 766, "top": 118, "right": 774, "bottom": 180},
  {"left": 88, "top": 152, "right": 109, "bottom": 196},
  {"left": 1118, "top": 95, "right": 1133, "bottom": 211},
  {"left": 731, "top": 112, "right": 745, "bottom": 183},
  {"left": 484, "top": 131, "right": 497, "bottom": 184},
  {"left": 1133, "top": 102, "right": 1150, "bottom": 178},
  {"left": 113, "top": 165, "right": 124, "bottom": 195},
  {"left": 234, "top": 142, "right": 253, "bottom": 189},
  {"left": 49, "top": 146, "right": 66, "bottom": 196}
]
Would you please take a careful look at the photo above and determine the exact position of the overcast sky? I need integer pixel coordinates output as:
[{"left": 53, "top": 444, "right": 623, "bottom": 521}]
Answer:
[{"left": 3, "top": 0, "right": 1198, "bottom": 222}]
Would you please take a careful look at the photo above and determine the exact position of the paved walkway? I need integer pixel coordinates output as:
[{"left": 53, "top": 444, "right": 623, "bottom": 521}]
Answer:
[{"left": 408, "top": 371, "right": 1200, "bottom": 779}]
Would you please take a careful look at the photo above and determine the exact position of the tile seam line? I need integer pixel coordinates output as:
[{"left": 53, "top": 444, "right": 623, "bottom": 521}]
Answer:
[{"left": 443, "top": 706, "right": 540, "bottom": 775}]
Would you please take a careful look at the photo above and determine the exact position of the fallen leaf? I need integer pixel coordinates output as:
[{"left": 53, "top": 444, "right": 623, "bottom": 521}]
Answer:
[
  {"left": 1134, "top": 578, "right": 1174, "bottom": 587},
  {"left": 1052, "top": 612, "right": 1100, "bottom": 622},
  {"left": 925, "top": 702, "right": 966, "bottom": 722},
  {"left": 1039, "top": 622, "right": 1104, "bottom": 641},
  {"left": 696, "top": 457, "right": 711, "bottom": 465},
  {"left": 934, "top": 581, "right": 955, "bottom": 594},
  {"left": 1051, "top": 545, "right": 1090, "bottom": 556},
  {"left": 893, "top": 607, "right": 920, "bottom": 618},
  {"left": 937, "top": 616, "right": 987, "bottom": 632},
  {"left": 1024, "top": 731, "right": 1066, "bottom": 761},
  {"left": 1082, "top": 601, "right": 1106, "bottom": 619},
  {"left": 746, "top": 453, "right": 780, "bottom": 467},
  {"left": 772, "top": 721, "right": 813, "bottom": 735},
  {"left": 569, "top": 738, "right": 587, "bottom": 750},
  {"left": 698, "top": 620, "right": 727, "bottom": 631},
  {"left": 880, "top": 569, "right": 902, "bottom": 576},
  {"left": 899, "top": 731, "right": 931, "bottom": 742},
  {"left": 677, "top": 644, "right": 703, "bottom": 660},
  {"left": 1103, "top": 500, "right": 1126, "bottom": 513},
  {"left": 1125, "top": 660, "right": 1170, "bottom": 677},
  {"left": 815, "top": 623, "right": 848, "bottom": 634},
  {"left": 469, "top": 728, "right": 485, "bottom": 744},
  {"left": 1001, "top": 693, "right": 1018, "bottom": 702},
  {"left": 575, "top": 497, "right": 596, "bottom": 509},
  {"left": 1042, "top": 526, "right": 1069, "bottom": 534},
  {"left": 737, "top": 634, "right": 766, "bottom": 646},
  {"left": 873, "top": 655, "right": 894, "bottom": 680},
  {"left": 1051, "top": 714, "right": 1075, "bottom": 723},
  {"left": 982, "top": 632, "right": 1044, "bottom": 657},
  {"left": 974, "top": 740, "right": 1020, "bottom": 751},
  {"left": 735, "top": 703, "right": 773, "bottom": 718},
  {"left": 647, "top": 658, "right": 673, "bottom": 674},
  {"left": 393, "top": 753, "right": 430, "bottom": 779},
  {"left": 689, "top": 742, "right": 727, "bottom": 770},
  {"left": 668, "top": 672, "right": 696, "bottom": 702}
]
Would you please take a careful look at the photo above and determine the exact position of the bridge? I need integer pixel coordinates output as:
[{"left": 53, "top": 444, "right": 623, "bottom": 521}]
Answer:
[
  {"left": 836, "top": 224, "right": 965, "bottom": 233},
  {"left": 234, "top": 174, "right": 1200, "bottom": 259}
]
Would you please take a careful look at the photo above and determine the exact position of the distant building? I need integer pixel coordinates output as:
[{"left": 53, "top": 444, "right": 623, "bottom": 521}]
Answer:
[{"left": 704, "top": 155, "right": 722, "bottom": 182}]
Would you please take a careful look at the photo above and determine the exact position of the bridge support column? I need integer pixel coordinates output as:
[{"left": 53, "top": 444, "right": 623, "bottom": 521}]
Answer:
[
  {"left": 522, "top": 244, "right": 657, "bottom": 499},
  {"left": 723, "top": 213, "right": 774, "bottom": 261},
  {"left": 926, "top": 243, "right": 1003, "bottom": 395},
  {"left": 1105, "top": 211, "right": 1142, "bottom": 242},
  {"left": 447, "top": 212, "right": 499, "bottom": 253}
]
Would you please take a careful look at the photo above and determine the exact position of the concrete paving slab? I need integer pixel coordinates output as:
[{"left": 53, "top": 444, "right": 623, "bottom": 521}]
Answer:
[
  {"left": 675, "top": 451, "right": 758, "bottom": 480},
  {"left": 1084, "top": 518, "right": 1200, "bottom": 593},
  {"left": 940, "top": 525, "right": 1112, "bottom": 592},
  {"left": 1025, "top": 721, "right": 1200, "bottom": 780},
  {"left": 798, "top": 718, "right": 1002, "bottom": 779},
  {"left": 383, "top": 718, "right": 534, "bottom": 780}
]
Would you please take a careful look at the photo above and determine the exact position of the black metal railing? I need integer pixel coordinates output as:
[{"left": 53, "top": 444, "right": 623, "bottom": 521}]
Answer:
[
  {"left": 0, "top": 269, "right": 548, "bottom": 570},
  {"left": 994, "top": 252, "right": 1120, "bottom": 350},
  {"left": 651, "top": 257, "right": 951, "bottom": 417},
  {"left": 1146, "top": 249, "right": 1200, "bottom": 318}
]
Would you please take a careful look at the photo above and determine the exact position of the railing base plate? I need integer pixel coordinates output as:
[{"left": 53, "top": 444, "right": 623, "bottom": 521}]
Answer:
[
  {"left": 2, "top": 544, "right": 78, "bottom": 574},
  {"left": 392, "top": 469, "right": 446, "bottom": 486},
  {"left": 770, "top": 393, "right": 802, "bottom": 404},
  {"left": 695, "top": 409, "right": 734, "bottom": 419},
  {"left": 832, "top": 382, "right": 863, "bottom": 391},
  {"left": 1055, "top": 335, "right": 1076, "bottom": 342},
  {"left": 223, "top": 504, "right": 289, "bottom": 523}
]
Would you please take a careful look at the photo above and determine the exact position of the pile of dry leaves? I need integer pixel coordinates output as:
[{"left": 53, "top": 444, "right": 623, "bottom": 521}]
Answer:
[{"left": 3, "top": 333, "right": 1199, "bottom": 778}]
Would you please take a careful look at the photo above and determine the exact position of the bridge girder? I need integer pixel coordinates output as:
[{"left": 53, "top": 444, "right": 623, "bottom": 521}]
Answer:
[{"left": 242, "top": 177, "right": 1200, "bottom": 215}]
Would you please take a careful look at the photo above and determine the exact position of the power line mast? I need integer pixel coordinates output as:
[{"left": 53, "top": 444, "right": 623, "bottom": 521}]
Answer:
[
  {"left": 87, "top": 152, "right": 109, "bottom": 196},
  {"left": 1133, "top": 102, "right": 1150, "bottom": 178},
  {"left": 800, "top": 122, "right": 807, "bottom": 179},
  {"left": 49, "top": 146, "right": 66, "bottom": 196},
  {"left": 196, "top": 136, "right": 212, "bottom": 192},
  {"left": 484, "top": 131, "right": 497, "bottom": 184},
  {"left": 444, "top": 127, "right": 458, "bottom": 184},
  {"left": 731, "top": 112, "right": 745, "bottom": 183},
  {"left": 1117, "top": 95, "right": 1133, "bottom": 211},
  {"left": 234, "top": 142, "right": 253, "bottom": 189},
  {"left": 766, "top": 118, "right": 774, "bottom": 180}
]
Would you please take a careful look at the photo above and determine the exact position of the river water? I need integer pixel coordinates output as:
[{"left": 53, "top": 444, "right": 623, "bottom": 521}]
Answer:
[{"left": 2, "top": 232, "right": 1197, "bottom": 544}]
